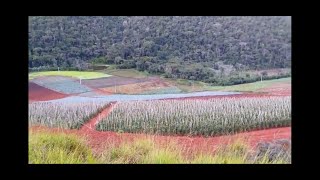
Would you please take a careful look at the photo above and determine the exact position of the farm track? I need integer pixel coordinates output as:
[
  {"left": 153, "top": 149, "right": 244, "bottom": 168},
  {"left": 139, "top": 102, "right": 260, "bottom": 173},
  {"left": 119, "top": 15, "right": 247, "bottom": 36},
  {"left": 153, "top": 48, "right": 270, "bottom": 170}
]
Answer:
[{"left": 80, "top": 102, "right": 117, "bottom": 132}]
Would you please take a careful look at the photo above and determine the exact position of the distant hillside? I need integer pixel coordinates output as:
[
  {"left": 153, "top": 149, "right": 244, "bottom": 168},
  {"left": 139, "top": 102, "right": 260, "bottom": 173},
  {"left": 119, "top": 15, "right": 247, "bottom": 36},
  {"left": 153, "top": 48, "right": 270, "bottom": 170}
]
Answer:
[{"left": 29, "top": 16, "right": 291, "bottom": 85}]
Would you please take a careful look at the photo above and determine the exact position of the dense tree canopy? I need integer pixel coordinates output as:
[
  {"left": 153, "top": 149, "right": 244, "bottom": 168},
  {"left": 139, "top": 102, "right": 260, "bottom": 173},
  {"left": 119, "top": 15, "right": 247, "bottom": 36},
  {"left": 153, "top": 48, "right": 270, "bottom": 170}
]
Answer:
[{"left": 29, "top": 16, "right": 291, "bottom": 84}]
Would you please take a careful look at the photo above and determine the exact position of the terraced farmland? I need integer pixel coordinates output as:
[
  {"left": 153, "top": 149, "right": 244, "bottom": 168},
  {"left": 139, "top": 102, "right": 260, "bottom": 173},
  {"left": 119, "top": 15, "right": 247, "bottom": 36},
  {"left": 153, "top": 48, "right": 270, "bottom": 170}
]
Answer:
[{"left": 96, "top": 97, "right": 291, "bottom": 136}]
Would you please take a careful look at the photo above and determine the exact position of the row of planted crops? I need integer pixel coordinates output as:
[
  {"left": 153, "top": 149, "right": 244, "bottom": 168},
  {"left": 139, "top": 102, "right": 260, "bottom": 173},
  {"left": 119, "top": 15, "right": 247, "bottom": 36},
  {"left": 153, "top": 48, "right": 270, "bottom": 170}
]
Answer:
[
  {"left": 29, "top": 101, "right": 110, "bottom": 129},
  {"left": 29, "top": 96, "right": 291, "bottom": 136},
  {"left": 96, "top": 97, "right": 291, "bottom": 136}
]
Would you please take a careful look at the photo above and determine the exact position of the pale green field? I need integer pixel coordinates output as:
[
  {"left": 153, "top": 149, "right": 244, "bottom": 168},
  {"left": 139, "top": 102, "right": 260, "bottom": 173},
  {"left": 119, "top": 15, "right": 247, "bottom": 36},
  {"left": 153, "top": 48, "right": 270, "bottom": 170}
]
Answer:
[
  {"left": 206, "top": 77, "right": 291, "bottom": 92},
  {"left": 167, "top": 77, "right": 291, "bottom": 93},
  {"left": 101, "top": 69, "right": 149, "bottom": 78},
  {"left": 29, "top": 71, "right": 112, "bottom": 80}
]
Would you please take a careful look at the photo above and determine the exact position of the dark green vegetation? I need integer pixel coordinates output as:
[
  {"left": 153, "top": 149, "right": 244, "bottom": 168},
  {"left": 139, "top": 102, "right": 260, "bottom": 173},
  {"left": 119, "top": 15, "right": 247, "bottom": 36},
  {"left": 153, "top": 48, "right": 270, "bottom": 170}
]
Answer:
[{"left": 29, "top": 16, "right": 291, "bottom": 85}]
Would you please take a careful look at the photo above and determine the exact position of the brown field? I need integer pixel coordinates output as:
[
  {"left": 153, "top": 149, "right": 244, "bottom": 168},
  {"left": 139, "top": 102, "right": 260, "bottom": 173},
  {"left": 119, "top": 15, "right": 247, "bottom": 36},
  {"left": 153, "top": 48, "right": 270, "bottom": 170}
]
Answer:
[
  {"left": 29, "top": 82, "right": 69, "bottom": 102},
  {"left": 100, "top": 78, "right": 172, "bottom": 94},
  {"left": 81, "top": 76, "right": 149, "bottom": 89},
  {"left": 29, "top": 74, "right": 291, "bottom": 157},
  {"left": 259, "top": 81, "right": 291, "bottom": 96}
]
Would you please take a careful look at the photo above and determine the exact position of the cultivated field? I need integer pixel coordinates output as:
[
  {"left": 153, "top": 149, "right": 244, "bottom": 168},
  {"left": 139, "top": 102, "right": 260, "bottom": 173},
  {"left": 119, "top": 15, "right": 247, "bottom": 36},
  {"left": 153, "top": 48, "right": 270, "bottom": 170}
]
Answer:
[
  {"left": 96, "top": 97, "right": 291, "bottom": 136},
  {"left": 207, "top": 78, "right": 291, "bottom": 93},
  {"left": 101, "top": 69, "right": 149, "bottom": 78},
  {"left": 81, "top": 76, "right": 148, "bottom": 89},
  {"left": 29, "top": 71, "right": 111, "bottom": 80},
  {"left": 28, "top": 71, "right": 291, "bottom": 164},
  {"left": 29, "top": 82, "right": 69, "bottom": 101},
  {"left": 29, "top": 101, "right": 110, "bottom": 129},
  {"left": 100, "top": 79, "right": 181, "bottom": 94},
  {"left": 31, "top": 76, "right": 93, "bottom": 94}
]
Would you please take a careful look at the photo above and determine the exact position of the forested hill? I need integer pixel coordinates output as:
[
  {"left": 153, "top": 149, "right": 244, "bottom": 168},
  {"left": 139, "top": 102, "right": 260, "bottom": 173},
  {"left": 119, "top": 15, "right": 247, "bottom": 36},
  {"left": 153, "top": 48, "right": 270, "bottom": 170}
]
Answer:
[{"left": 29, "top": 16, "right": 291, "bottom": 85}]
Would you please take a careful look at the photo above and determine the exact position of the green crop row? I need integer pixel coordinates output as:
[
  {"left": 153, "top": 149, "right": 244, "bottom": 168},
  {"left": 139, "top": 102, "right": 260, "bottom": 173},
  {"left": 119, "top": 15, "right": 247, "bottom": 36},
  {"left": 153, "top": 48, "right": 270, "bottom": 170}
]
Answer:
[
  {"left": 29, "top": 102, "right": 109, "bottom": 129},
  {"left": 96, "top": 97, "right": 291, "bottom": 136}
]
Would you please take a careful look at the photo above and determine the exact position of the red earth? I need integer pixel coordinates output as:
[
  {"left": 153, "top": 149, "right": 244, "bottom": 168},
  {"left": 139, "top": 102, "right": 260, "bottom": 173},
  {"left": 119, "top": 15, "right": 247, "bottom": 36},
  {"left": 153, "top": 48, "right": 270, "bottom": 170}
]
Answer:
[
  {"left": 29, "top": 87, "right": 291, "bottom": 156},
  {"left": 81, "top": 76, "right": 149, "bottom": 89},
  {"left": 30, "top": 98, "right": 291, "bottom": 155},
  {"left": 153, "top": 92, "right": 287, "bottom": 102},
  {"left": 259, "top": 82, "right": 291, "bottom": 96},
  {"left": 29, "top": 82, "right": 69, "bottom": 102},
  {"left": 80, "top": 102, "right": 117, "bottom": 132},
  {"left": 30, "top": 125, "right": 291, "bottom": 156},
  {"left": 93, "top": 88, "right": 113, "bottom": 95}
]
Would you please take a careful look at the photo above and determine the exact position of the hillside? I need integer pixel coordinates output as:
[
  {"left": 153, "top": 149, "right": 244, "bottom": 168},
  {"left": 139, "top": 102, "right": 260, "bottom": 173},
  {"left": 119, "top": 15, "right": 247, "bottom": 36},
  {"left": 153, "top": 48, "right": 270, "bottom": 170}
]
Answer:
[{"left": 29, "top": 16, "right": 291, "bottom": 85}]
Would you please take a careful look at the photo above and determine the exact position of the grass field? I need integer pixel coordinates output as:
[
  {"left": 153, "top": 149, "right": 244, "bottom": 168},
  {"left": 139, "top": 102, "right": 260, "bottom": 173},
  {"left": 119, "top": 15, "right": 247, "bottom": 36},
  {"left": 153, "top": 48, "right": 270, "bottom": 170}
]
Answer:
[
  {"left": 29, "top": 131, "right": 97, "bottom": 164},
  {"left": 206, "top": 78, "right": 291, "bottom": 92},
  {"left": 166, "top": 77, "right": 291, "bottom": 93},
  {"left": 29, "top": 71, "right": 112, "bottom": 80},
  {"left": 29, "top": 131, "right": 290, "bottom": 164},
  {"left": 101, "top": 69, "right": 149, "bottom": 78},
  {"left": 165, "top": 78, "right": 208, "bottom": 92}
]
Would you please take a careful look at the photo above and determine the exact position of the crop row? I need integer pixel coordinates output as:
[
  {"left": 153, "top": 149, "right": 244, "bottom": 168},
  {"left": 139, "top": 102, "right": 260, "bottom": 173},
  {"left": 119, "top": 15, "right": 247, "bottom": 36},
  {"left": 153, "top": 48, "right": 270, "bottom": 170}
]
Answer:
[
  {"left": 96, "top": 97, "right": 291, "bottom": 136},
  {"left": 29, "top": 101, "right": 109, "bottom": 129}
]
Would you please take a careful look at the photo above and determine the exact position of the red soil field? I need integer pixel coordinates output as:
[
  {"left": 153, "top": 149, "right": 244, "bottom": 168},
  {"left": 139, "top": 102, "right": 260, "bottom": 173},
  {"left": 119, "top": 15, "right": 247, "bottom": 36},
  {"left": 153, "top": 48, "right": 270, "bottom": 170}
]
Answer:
[
  {"left": 93, "top": 88, "right": 113, "bottom": 95},
  {"left": 100, "top": 78, "right": 172, "bottom": 94},
  {"left": 259, "top": 83, "right": 291, "bottom": 96},
  {"left": 29, "top": 90, "right": 291, "bottom": 156},
  {"left": 80, "top": 102, "right": 117, "bottom": 132},
  {"left": 29, "top": 82, "right": 69, "bottom": 102},
  {"left": 30, "top": 125, "right": 290, "bottom": 156}
]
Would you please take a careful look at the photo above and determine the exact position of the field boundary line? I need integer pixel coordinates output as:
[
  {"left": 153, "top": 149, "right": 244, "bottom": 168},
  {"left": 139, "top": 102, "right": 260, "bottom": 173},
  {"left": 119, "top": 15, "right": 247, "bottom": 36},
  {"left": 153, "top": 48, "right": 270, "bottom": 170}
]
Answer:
[{"left": 80, "top": 101, "right": 117, "bottom": 132}]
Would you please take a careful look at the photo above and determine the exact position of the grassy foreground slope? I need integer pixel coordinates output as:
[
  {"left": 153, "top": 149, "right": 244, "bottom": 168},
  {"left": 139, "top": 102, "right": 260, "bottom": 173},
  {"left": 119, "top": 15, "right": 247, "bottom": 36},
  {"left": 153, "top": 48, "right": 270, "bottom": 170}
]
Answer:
[
  {"left": 29, "top": 131, "right": 290, "bottom": 164},
  {"left": 29, "top": 131, "right": 97, "bottom": 164},
  {"left": 29, "top": 71, "right": 111, "bottom": 80}
]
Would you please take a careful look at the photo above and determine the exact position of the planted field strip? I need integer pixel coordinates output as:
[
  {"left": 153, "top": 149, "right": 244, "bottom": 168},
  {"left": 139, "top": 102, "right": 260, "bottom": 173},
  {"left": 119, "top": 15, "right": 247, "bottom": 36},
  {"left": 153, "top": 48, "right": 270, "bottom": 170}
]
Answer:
[
  {"left": 82, "top": 76, "right": 148, "bottom": 89},
  {"left": 80, "top": 102, "right": 117, "bottom": 131},
  {"left": 29, "top": 82, "right": 68, "bottom": 101},
  {"left": 100, "top": 80, "right": 180, "bottom": 94},
  {"left": 29, "top": 71, "right": 111, "bottom": 80},
  {"left": 29, "top": 101, "right": 110, "bottom": 129},
  {"left": 44, "top": 91, "right": 242, "bottom": 103},
  {"left": 140, "top": 86, "right": 182, "bottom": 95},
  {"left": 96, "top": 97, "right": 291, "bottom": 136},
  {"left": 31, "top": 76, "right": 92, "bottom": 94}
]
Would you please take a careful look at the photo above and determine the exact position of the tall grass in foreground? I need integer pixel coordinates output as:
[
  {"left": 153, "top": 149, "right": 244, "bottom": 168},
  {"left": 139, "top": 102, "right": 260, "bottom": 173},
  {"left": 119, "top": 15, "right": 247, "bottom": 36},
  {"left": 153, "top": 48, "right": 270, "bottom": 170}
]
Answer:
[
  {"left": 29, "top": 131, "right": 291, "bottom": 164},
  {"left": 29, "top": 131, "right": 98, "bottom": 164},
  {"left": 29, "top": 102, "right": 109, "bottom": 129},
  {"left": 100, "top": 138, "right": 290, "bottom": 164},
  {"left": 97, "top": 97, "right": 291, "bottom": 136}
]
